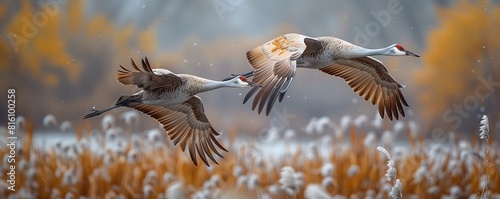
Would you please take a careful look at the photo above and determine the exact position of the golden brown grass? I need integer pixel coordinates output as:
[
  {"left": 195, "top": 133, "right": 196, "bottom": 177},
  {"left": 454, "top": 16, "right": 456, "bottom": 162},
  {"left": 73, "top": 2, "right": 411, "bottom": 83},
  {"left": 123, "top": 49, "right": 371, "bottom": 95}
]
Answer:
[{"left": 1, "top": 120, "right": 498, "bottom": 199}]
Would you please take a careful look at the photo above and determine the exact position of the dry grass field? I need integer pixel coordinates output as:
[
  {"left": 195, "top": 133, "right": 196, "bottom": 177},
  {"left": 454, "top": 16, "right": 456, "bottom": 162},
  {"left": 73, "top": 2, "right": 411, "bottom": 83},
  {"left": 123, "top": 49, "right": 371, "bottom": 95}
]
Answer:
[{"left": 1, "top": 115, "right": 498, "bottom": 199}]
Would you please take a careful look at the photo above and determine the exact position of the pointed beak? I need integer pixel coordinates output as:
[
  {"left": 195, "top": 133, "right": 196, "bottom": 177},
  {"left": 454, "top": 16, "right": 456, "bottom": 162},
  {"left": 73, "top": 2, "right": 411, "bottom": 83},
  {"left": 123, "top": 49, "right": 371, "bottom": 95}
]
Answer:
[
  {"left": 222, "top": 71, "right": 255, "bottom": 81},
  {"left": 247, "top": 80, "right": 262, "bottom": 87},
  {"left": 405, "top": 50, "right": 420, "bottom": 57}
]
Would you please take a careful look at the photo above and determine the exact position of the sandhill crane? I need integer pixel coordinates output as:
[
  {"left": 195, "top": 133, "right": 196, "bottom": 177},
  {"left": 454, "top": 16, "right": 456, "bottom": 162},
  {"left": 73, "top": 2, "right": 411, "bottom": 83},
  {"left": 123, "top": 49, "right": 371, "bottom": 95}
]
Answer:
[
  {"left": 226, "top": 33, "right": 419, "bottom": 120},
  {"left": 84, "top": 57, "right": 258, "bottom": 166}
]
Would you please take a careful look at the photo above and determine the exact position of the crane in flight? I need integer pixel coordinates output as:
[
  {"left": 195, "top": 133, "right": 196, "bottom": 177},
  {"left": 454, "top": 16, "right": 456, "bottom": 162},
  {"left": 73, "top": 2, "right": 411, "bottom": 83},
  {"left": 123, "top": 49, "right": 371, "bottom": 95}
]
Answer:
[
  {"left": 84, "top": 57, "right": 258, "bottom": 166},
  {"left": 225, "top": 33, "right": 420, "bottom": 120}
]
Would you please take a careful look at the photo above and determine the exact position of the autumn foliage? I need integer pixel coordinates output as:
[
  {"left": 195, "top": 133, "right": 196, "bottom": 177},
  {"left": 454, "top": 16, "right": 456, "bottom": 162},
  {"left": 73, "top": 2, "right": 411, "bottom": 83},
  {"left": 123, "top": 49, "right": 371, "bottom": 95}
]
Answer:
[{"left": 416, "top": 1, "right": 500, "bottom": 130}]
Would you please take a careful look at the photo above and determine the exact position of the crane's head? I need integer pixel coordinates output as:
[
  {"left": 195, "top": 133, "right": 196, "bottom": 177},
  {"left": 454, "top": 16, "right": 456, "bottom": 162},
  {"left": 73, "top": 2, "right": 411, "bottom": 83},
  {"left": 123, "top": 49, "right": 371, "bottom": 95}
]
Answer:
[
  {"left": 389, "top": 44, "right": 420, "bottom": 57},
  {"left": 229, "top": 76, "right": 260, "bottom": 87}
]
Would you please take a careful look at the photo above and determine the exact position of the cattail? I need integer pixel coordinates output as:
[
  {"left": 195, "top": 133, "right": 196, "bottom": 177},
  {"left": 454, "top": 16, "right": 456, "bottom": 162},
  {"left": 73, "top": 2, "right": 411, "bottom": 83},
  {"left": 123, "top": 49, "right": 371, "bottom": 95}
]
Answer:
[
  {"left": 468, "top": 194, "right": 480, "bottom": 199},
  {"left": 392, "top": 121, "right": 405, "bottom": 135},
  {"left": 60, "top": 120, "right": 73, "bottom": 132},
  {"left": 305, "top": 141, "right": 319, "bottom": 159},
  {"left": 363, "top": 132, "right": 376, "bottom": 148},
  {"left": 101, "top": 114, "right": 115, "bottom": 130},
  {"left": 447, "top": 159, "right": 460, "bottom": 177},
  {"left": 16, "top": 116, "right": 26, "bottom": 131},
  {"left": 365, "top": 189, "right": 376, "bottom": 199},
  {"left": 321, "top": 162, "right": 334, "bottom": 177},
  {"left": 427, "top": 186, "right": 440, "bottom": 195},
  {"left": 340, "top": 115, "right": 351, "bottom": 133},
  {"left": 43, "top": 114, "right": 58, "bottom": 127},
  {"left": 210, "top": 175, "right": 221, "bottom": 186},
  {"left": 131, "top": 134, "right": 142, "bottom": 149},
  {"left": 254, "top": 156, "right": 264, "bottom": 168},
  {"left": 305, "top": 117, "right": 318, "bottom": 134},
  {"left": 62, "top": 169, "right": 78, "bottom": 186},
  {"left": 321, "top": 177, "right": 336, "bottom": 189},
  {"left": 93, "top": 167, "right": 111, "bottom": 182},
  {"left": 279, "top": 167, "right": 304, "bottom": 196},
  {"left": 237, "top": 175, "right": 248, "bottom": 187},
  {"left": 143, "top": 184, "right": 153, "bottom": 198},
  {"left": 479, "top": 115, "right": 489, "bottom": 140},
  {"left": 372, "top": 112, "right": 383, "bottom": 129},
  {"left": 203, "top": 179, "right": 215, "bottom": 191},
  {"left": 389, "top": 179, "right": 402, "bottom": 199},
  {"left": 354, "top": 114, "right": 368, "bottom": 128},
  {"left": 320, "top": 135, "right": 332, "bottom": 147},
  {"left": 268, "top": 184, "right": 281, "bottom": 195},
  {"left": 377, "top": 147, "right": 396, "bottom": 183},
  {"left": 413, "top": 163, "right": 429, "bottom": 184},
  {"left": 192, "top": 190, "right": 210, "bottom": 199},
  {"left": 121, "top": 110, "right": 139, "bottom": 125},
  {"left": 315, "top": 116, "right": 335, "bottom": 134},
  {"left": 284, "top": 129, "right": 296, "bottom": 140},
  {"left": 26, "top": 168, "right": 37, "bottom": 183},
  {"left": 479, "top": 115, "right": 490, "bottom": 199},
  {"left": 18, "top": 159, "right": 28, "bottom": 171},
  {"left": 143, "top": 170, "right": 158, "bottom": 185},
  {"left": 78, "top": 138, "right": 90, "bottom": 153},
  {"left": 64, "top": 192, "right": 74, "bottom": 199},
  {"left": 407, "top": 120, "right": 419, "bottom": 139},
  {"left": 105, "top": 127, "right": 123, "bottom": 142},
  {"left": 147, "top": 129, "right": 163, "bottom": 143},
  {"left": 166, "top": 182, "right": 188, "bottom": 199},
  {"left": 381, "top": 131, "right": 394, "bottom": 148},
  {"left": 114, "top": 139, "right": 127, "bottom": 155},
  {"left": 449, "top": 186, "right": 463, "bottom": 198},
  {"left": 105, "top": 190, "right": 117, "bottom": 199},
  {"left": 233, "top": 165, "right": 244, "bottom": 177},
  {"left": 305, "top": 184, "right": 332, "bottom": 199},
  {"left": 51, "top": 189, "right": 61, "bottom": 199},
  {"left": 480, "top": 175, "right": 490, "bottom": 190},
  {"left": 347, "top": 165, "right": 360, "bottom": 177},
  {"left": 263, "top": 127, "right": 280, "bottom": 143},
  {"left": 30, "top": 182, "right": 39, "bottom": 196},
  {"left": 163, "top": 172, "right": 175, "bottom": 185},
  {"left": 247, "top": 173, "right": 261, "bottom": 190}
]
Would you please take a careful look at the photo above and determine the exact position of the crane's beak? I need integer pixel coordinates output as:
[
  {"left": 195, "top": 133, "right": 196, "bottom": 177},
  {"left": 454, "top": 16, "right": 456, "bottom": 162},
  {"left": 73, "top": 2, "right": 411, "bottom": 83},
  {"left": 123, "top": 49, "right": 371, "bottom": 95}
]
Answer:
[
  {"left": 405, "top": 50, "right": 420, "bottom": 57},
  {"left": 247, "top": 80, "right": 262, "bottom": 87},
  {"left": 222, "top": 71, "right": 255, "bottom": 81}
]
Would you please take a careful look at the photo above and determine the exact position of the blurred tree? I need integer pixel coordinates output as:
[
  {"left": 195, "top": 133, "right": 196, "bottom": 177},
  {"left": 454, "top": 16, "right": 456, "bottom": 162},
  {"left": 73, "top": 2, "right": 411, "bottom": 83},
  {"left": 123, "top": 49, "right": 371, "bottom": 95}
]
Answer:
[
  {"left": 416, "top": 0, "right": 500, "bottom": 132},
  {"left": 0, "top": 0, "right": 159, "bottom": 125}
]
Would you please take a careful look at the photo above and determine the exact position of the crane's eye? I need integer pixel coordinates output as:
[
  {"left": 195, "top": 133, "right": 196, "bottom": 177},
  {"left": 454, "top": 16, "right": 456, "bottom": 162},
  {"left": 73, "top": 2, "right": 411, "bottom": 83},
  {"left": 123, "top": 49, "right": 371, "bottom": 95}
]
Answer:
[
  {"left": 239, "top": 76, "right": 247, "bottom": 82},
  {"left": 395, "top": 44, "right": 405, "bottom": 51}
]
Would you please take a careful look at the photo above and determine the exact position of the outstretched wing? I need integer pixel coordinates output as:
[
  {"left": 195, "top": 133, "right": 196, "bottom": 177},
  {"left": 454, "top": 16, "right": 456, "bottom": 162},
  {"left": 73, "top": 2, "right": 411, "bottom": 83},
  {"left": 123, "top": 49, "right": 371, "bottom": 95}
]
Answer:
[
  {"left": 117, "top": 57, "right": 182, "bottom": 92},
  {"left": 127, "top": 96, "right": 227, "bottom": 167},
  {"left": 319, "top": 56, "right": 409, "bottom": 120},
  {"left": 244, "top": 33, "right": 321, "bottom": 115}
]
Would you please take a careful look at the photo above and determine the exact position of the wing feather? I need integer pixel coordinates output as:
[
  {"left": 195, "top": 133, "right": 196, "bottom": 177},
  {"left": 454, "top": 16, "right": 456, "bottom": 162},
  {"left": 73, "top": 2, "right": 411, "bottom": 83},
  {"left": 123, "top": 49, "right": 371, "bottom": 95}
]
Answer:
[
  {"left": 126, "top": 96, "right": 226, "bottom": 167},
  {"left": 117, "top": 57, "right": 182, "bottom": 92},
  {"left": 245, "top": 34, "right": 321, "bottom": 115},
  {"left": 320, "top": 57, "right": 409, "bottom": 120}
]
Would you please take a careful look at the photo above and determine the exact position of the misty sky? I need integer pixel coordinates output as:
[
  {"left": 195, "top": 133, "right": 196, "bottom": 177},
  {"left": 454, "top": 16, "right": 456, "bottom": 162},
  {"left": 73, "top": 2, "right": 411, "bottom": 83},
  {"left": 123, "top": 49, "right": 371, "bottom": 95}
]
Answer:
[{"left": 2, "top": 0, "right": 497, "bottom": 136}]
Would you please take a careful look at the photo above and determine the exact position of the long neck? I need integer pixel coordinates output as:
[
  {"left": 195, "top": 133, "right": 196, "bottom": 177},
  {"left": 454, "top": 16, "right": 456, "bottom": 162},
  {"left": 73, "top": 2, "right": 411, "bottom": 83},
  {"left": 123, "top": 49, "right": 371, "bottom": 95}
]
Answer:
[
  {"left": 349, "top": 45, "right": 392, "bottom": 58},
  {"left": 190, "top": 77, "right": 234, "bottom": 94}
]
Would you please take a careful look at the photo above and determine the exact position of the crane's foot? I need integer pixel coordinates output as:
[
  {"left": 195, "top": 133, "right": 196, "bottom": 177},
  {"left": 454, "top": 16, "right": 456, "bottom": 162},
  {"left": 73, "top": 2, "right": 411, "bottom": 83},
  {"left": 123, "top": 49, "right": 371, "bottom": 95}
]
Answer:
[{"left": 83, "top": 108, "right": 104, "bottom": 119}]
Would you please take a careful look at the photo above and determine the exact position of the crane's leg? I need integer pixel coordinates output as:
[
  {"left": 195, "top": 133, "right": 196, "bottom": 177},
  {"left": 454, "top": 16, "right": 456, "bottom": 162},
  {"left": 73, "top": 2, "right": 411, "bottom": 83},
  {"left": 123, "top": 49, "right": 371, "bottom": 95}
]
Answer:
[
  {"left": 222, "top": 71, "right": 254, "bottom": 81},
  {"left": 83, "top": 105, "right": 121, "bottom": 119},
  {"left": 83, "top": 95, "right": 142, "bottom": 119}
]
